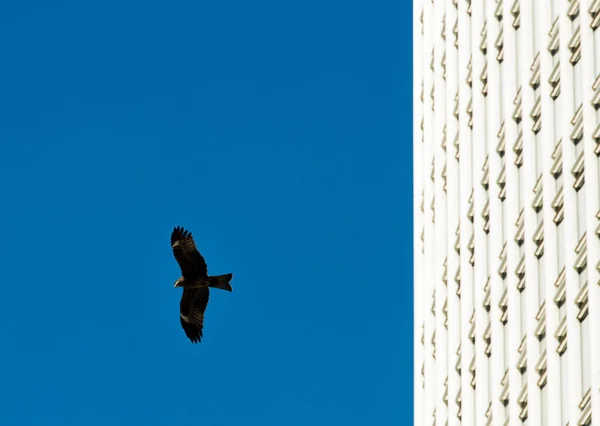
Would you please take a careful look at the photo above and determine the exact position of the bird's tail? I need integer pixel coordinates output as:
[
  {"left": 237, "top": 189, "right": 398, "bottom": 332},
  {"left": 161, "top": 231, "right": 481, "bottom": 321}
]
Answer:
[{"left": 208, "top": 273, "right": 233, "bottom": 292}]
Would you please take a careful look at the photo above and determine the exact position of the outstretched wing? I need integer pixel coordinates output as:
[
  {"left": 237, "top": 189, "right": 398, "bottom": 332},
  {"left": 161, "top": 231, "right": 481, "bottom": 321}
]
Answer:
[
  {"left": 179, "top": 287, "right": 210, "bottom": 343},
  {"left": 171, "top": 226, "right": 208, "bottom": 279}
]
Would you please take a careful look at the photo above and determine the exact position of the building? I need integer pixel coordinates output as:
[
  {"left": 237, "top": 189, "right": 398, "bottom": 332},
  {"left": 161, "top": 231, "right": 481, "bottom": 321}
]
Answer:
[{"left": 413, "top": 1, "right": 600, "bottom": 425}]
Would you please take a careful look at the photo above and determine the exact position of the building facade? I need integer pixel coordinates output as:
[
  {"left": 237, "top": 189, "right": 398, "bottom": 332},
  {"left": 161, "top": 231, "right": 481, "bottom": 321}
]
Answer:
[{"left": 413, "top": 1, "right": 600, "bottom": 425}]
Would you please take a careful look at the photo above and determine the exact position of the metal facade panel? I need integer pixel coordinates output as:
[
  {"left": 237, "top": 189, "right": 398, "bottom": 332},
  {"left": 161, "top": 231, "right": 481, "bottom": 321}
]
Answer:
[{"left": 414, "top": 1, "right": 600, "bottom": 424}]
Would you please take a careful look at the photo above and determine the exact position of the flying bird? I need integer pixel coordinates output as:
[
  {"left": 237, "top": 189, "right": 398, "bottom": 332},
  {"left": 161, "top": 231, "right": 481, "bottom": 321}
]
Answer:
[{"left": 171, "top": 226, "right": 233, "bottom": 343}]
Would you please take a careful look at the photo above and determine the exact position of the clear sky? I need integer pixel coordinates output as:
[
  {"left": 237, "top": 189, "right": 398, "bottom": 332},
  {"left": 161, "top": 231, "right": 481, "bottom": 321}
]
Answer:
[{"left": 0, "top": 1, "right": 413, "bottom": 425}]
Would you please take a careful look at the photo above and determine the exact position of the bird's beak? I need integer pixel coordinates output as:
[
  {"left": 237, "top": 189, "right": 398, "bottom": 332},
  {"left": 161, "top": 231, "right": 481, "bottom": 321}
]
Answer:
[{"left": 174, "top": 282, "right": 179, "bottom": 288}]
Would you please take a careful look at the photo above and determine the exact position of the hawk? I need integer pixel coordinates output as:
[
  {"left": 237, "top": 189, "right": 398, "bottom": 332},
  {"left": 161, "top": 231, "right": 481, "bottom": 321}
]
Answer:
[{"left": 171, "top": 226, "right": 233, "bottom": 343}]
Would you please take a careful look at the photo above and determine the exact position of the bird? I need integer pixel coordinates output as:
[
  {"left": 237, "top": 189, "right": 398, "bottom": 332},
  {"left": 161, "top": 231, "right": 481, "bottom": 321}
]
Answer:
[{"left": 171, "top": 225, "right": 233, "bottom": 343}]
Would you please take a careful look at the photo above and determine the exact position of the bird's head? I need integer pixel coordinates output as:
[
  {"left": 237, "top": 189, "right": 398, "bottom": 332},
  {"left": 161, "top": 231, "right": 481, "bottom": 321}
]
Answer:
[{"left": 174, "top": 277, "right": 185, "bottom": 288}]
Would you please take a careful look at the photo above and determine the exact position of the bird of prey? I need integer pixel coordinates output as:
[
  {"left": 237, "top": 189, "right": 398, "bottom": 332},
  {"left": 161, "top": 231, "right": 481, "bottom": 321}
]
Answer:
[{"left": 171, "top": 226, "right": 233, "bottom": 343}]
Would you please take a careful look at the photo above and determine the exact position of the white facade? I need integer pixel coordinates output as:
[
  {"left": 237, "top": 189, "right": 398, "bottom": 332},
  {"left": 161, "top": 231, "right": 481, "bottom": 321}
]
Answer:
[{"left": 413, "top": 1, "right": 600, "bottom": 425}]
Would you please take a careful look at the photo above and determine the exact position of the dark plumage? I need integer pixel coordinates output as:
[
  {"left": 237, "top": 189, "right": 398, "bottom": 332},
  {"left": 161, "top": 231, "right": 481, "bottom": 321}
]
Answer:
[{"left": 171, "top": 226, "right": 233, "bottom": 343}]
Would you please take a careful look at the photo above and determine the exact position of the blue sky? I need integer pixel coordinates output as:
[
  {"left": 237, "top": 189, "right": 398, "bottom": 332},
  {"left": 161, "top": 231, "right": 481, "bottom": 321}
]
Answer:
[{"left": 0, "top": 1, "right": 412, "bottom": 425}]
